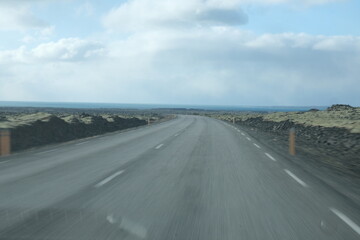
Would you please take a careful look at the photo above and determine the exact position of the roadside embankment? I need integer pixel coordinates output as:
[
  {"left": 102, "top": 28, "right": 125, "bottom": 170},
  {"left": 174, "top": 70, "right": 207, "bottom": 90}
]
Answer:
[
  {"left": 212, "top": 104, "right": 360, "bottom": 177},
  {"left": 0, "top": 112, "right": 149, "bottom": 152}
]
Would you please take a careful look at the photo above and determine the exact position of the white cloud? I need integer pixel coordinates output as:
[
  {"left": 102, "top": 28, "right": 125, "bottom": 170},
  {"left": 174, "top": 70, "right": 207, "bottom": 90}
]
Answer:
[
  {"left": 0, "top": 46, "right": 30, "bottom": 64},
  {"left": 22, "top": 36, "right": 36, "bottom": 44},
  {"left": 0, "top": 5, "right": 47, "bottom": 31},
  {"left": 210, "top": 0, "right": 346, "bottom": 5},
  {"left": 21, "top": 26, "right": 55, "bottom": 43},
  {"left": 103, "top": 0, "right": 248, "bottom": 32},
  {"left": 40, "top": 26, "right": 55, "bottom": 37},
  {"left": 245, "top": 33, "right": 360, "bottom": 51},
  {"left": 0, "top": 38, "right": 105, "bottom": 63},
  {"left": 0, "top": 0, "right": 357, "bottom": 105},
  {"left": 102, "top": 0, "right": 347, "bottom": 33},
  {"left": 313, "top": 36, "right": 360, "bottom": 51},
  {"left": 1, "top": 30, "right": 359, "bottom": 105},
  {"left": 32, "top": 38, "right": 106, "bottom": 61},
  {"left": 76, "top": 2, "right": 95, "bottom": 16}
]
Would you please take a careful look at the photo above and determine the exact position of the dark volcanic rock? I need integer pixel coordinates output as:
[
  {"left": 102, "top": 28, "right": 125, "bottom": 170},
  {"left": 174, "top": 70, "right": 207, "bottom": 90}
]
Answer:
[
  {"left": 234, "top": 116, "right": 360, "bottom": 176},
  {"left": 10, "top": 115, "right": 147, "bottom": 152},
  {"left": 327, "top": 104, "right": 355, "bottom": 111}
]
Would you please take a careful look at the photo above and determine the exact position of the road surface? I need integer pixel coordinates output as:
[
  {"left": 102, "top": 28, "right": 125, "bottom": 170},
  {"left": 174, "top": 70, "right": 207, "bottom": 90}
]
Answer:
[{"left": 0, "top": 115, "right": 359, "bottom": 239}]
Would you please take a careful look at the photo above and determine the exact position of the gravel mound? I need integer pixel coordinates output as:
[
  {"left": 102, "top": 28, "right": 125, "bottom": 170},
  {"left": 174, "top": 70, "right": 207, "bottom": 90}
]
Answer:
[
  {"left": 212, "top": 104, "right": 360, "bottom": 176},
  {"left": 0, "top": 113, "right": 147, "bottom": 152}
]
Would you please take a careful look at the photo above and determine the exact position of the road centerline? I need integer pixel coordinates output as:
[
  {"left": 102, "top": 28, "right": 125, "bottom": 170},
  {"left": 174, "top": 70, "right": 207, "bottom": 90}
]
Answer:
[
  {"left": 94, "top": 170, "right": 124, "bottom": 188},
  {"left": 155, "top": 144, "right": 164, "bottom": 149}
]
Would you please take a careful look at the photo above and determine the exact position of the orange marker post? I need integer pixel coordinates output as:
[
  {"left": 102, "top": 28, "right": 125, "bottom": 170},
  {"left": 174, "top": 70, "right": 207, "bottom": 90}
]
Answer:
[
  {"left": 289, "top": 127, "right": 296, "bottom": 156},
  {"left": 0, "top": 129, "right": 11, "bottom": 156}
]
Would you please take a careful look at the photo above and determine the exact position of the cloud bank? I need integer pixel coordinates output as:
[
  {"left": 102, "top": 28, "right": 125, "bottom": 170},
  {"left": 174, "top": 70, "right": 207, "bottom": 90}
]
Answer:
[
  {"left": 1, "top": 29, "right": 359, "bottom": 105},
  {"left": 0, "top": 0, "right": 358, "bottom": 106},
  {"left": 103, "top": 0, "right": 249, "bottom": 32}
]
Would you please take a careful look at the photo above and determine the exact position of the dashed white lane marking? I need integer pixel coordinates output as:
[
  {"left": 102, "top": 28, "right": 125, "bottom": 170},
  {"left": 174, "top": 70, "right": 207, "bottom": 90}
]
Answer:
[
  {"left": 284, "top": 169, "right": 308, "bottom": 187},
  {"left": 95, "top": 170, "right": 124, "bottom": 188},
  {"left": 330, "top": 208, "right": 360, "bottom": 235},
  {"left": 75, "top": 141, "right": 89, "bottom": 146},
  {"left": 155, "top": 144, "right": 164, "bottom": 149},
  {"left": 237, "top": 130, "right": 240, "bottom": 132},
  {"left": 253, "top": 143, "right": 261, "bottom": 149},
  {"left": 241, "top": 133, "right": 245, "bottom": 136},
  {"left": 246, "top": 137, "right": 251, "bottom": 141},
  {"left": 0, "top": 160, "right": 10, "bottom": 164},
  {"left": 106, "top": 215, "right": 116, "bottom": 224},
  {"left": 36, "top": 149, "right": 57, "bottom": 155},
  {"left": 106, "top": 214, "right": 147, "bottom": 239},
  {"left": 265, "top": 153, "right": 276, "bottom": 162},
  {"left": 174, "top": 133, "right": 179, "bottom": 137}
]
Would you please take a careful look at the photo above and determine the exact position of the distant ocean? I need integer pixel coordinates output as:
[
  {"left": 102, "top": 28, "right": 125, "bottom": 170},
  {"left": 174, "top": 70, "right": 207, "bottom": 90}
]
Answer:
[{"left": 0, "top": 101, "right": 328, "bottom": 112}]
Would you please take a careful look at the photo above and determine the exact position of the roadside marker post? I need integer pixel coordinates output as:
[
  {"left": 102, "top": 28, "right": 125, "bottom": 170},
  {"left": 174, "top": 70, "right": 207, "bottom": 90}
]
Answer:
[
  {"left": 0, "top": 129, "right": 11, "bottom": 156},
  {"left": 289, "top": 127, "right": 296, "bottom": 155}
]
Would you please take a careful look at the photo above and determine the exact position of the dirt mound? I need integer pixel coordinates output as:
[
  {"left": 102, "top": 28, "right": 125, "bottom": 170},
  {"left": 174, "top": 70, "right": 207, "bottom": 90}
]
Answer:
[
  {"left": 327, "top": 104, "right": 355, "bottom": 111},
  {"left": 211, "top": 107, "right": 360, "bottom": 176},
  {"left": 1, "top": 114, "right": 147, "bottom": 152},
  {"left": 234, "top": 116, "right": 360, "bottom": 176}
]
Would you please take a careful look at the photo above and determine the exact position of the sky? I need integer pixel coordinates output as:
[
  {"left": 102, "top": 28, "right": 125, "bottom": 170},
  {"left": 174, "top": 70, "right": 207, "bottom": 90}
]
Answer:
[{"left": 0, "top": 0, "right": 359, "bottom": 106}]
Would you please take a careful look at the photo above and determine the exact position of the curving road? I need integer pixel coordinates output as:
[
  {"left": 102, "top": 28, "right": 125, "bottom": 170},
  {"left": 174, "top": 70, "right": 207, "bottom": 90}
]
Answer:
[{"left": 0, "top": 115, "right": 359, "bottom": 239}]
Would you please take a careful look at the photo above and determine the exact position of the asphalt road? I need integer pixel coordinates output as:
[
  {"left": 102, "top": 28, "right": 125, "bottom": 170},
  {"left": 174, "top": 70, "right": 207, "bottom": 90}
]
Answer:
[{"left": 0, "top": 115, "right": 359, "bottom": 240}]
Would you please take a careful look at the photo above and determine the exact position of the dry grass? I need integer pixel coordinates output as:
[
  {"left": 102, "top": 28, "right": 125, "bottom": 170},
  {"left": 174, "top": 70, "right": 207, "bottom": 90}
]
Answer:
[
  {"left": 213, "top": 107, "right": 360, "bottom": 133},
  {"left": 0, "top": 112, "right": 153, "bottom": 129}
]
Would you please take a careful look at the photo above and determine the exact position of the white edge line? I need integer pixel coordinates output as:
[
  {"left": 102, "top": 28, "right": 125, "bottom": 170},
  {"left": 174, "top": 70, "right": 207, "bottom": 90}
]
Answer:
[
  {"left": 155, "top": 144, "right": 164, "bottom": 149},
  {"left": 265, "top": 153, "right": 276, "bottom": 162},
  {"left": 330, "top": 208, "right": 360, "bottom": 235},
  {"left": 75, "top": 141, "right": 89, "bottom": 146},
  {"left": 284, "top": 169, "right": 308, "bottom": 187},
  {"left": 36, "top": 149, "right": 57, "bottom": 155},
  {"left": 95, "top": 170, "right": 124, "bottom": 188},
  {"left": 253, "top": 143, "right": 261, "bottom": 149}
]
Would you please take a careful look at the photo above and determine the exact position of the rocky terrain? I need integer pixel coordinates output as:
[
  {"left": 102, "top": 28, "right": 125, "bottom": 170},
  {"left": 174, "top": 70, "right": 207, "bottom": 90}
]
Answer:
[
  {"left": 0, "top": 109, "right": 169, "bottom": 152},
  {"left": 211, "top": 104, "right": 360, "bottom": 177}
]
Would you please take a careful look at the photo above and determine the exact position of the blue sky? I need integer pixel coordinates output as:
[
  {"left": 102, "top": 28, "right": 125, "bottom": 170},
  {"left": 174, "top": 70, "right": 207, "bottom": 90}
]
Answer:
[
  {"left": 244, "top": 1, "right": 360, "bottom": 35},
  {"left": 0, "top": 0, "right": 359, "bottom": 106}
]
